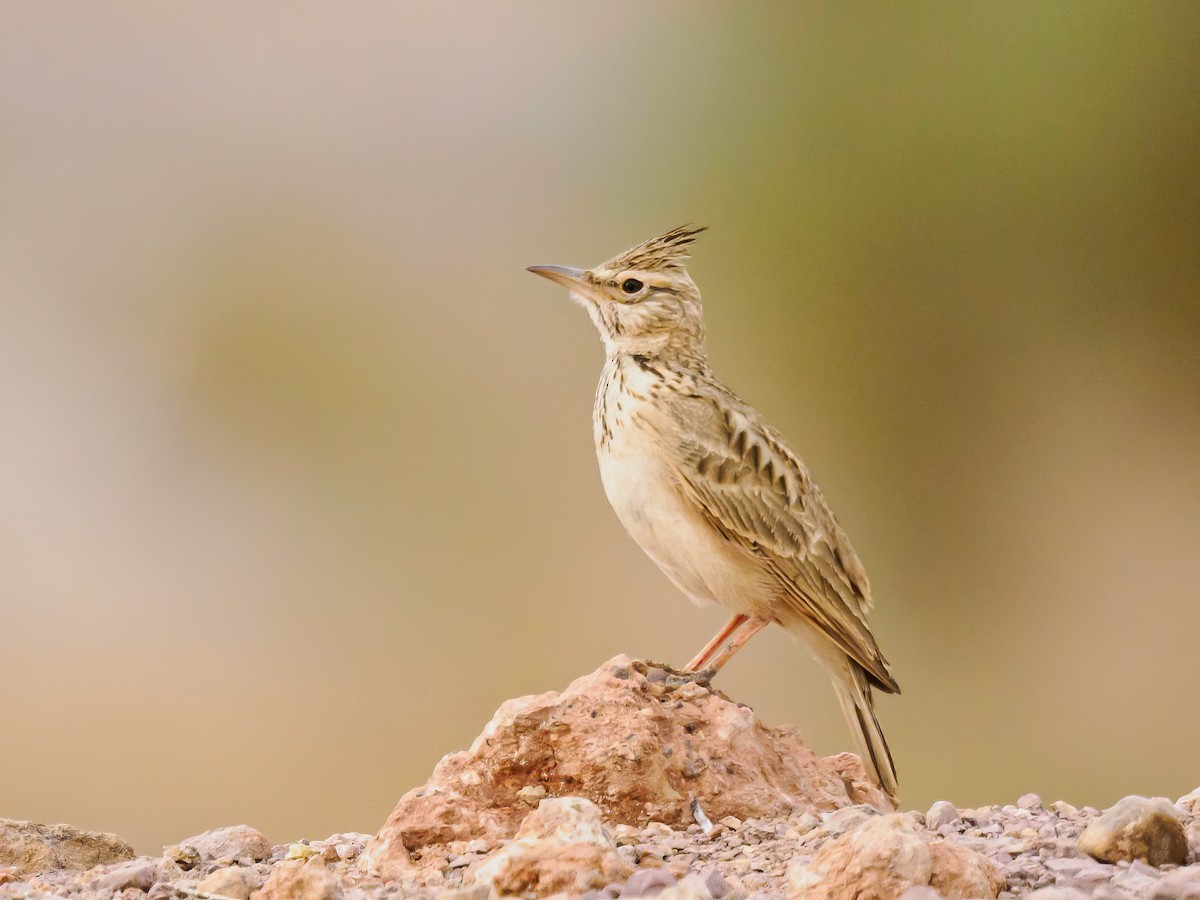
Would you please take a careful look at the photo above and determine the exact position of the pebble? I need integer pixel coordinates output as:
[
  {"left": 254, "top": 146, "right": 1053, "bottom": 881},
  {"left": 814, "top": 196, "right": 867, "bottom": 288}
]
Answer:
[
  {"left": 1078, "top": 795, "right": 1188, "bottom": 866},
  {"left": 11, "top": 785, "right": 1200, "bottom": 900},
  {"left": 1177, "top": 788, "right": 1200, "bottom": 815},
  {"left": 821, "top": 805, "right": 875, "bottom": 835},
  {"left": 925, "top": 800, "right": 961, "bottom": 830},
  {"left": 255, "top": 860, "right": 342, "bottom": 900},
  {"left": 1018, "top": 793, "right": 1043, "bottom": 810},
  {"left": 620, "top": 866, "right": 677, "bottom": 896},
  {"left": 77, "top": 857, "right": 160, "bottom": 894},
  {"left": 168, "top": 824, "right": 272, "bottom": 867},
  {"left": 1155, "top": 866, "right": 1200, "bottom": 897},
  {"left": 702, "top": 869, "right": 732, "bottom": 898},
  {"left": 515, "top": 784, "right": 547, "bottom": 805},
  {"left": 286, "top": 842, "right": 320, "bottom": 861},
  {"left": 613, "top": 825, "right": 640, "bottom": 846},
  {"left": 635, "top": 844, "right": 669, "bottom": 864},
  {"left": 196, "top": 866, "right": 258, "bottom": 900},
  {"left": 667, "top": 858, "right": 691, "bottom": 878},
  {"left": 1045, "top": 856, "right": 1113, "bottom": 884},
  {"left": 666, "top": 834, "right": 692, "bottom": 851}
]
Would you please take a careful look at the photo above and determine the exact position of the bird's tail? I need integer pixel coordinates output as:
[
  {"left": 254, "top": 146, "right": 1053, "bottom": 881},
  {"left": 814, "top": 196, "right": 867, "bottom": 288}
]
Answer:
[{"left": 832, "top": 662, "right": 899, "bottom": 804}]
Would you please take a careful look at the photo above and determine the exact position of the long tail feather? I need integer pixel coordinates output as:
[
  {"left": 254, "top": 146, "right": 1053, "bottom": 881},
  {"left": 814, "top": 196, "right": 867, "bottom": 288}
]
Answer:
[{"left": 833, "top": 663, "right": 898, "bottom": 803}]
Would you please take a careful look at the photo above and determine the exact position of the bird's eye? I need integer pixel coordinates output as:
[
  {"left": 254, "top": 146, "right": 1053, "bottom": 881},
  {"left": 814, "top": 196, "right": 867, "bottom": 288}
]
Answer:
[{"left": 621, "top": 278, "right": 644, "bottom": 294}]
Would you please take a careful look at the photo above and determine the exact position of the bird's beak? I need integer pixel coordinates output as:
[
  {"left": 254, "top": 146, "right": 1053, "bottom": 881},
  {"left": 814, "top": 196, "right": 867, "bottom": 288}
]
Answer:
[{"left": 526, "top": 264, "right": 605, "bottom": 302}]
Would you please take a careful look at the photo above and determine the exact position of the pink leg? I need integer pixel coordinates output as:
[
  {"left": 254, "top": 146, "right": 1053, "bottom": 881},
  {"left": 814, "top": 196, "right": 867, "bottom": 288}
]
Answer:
[
  {"left": 705, "top": 617, "right": 770, "bottom": 672},
  {"left": 686, "top": 614, "right": 748, "bottom": 671}
]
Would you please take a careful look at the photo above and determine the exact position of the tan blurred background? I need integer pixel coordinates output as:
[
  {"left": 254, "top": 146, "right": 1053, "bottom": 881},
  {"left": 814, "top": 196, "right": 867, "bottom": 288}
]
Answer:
[{"left": 2, "top": 2, "right": 1198, "bottom": 855}]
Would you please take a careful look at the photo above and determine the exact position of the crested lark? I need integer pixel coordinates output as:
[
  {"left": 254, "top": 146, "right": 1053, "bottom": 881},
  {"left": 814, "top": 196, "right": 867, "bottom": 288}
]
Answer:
[{"left": 528, "top": 226, "right": 900, "bottom": 800}]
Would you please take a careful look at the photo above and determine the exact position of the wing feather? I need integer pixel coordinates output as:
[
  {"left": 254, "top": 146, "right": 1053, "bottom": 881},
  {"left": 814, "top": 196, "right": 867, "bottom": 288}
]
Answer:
[{"left": 676, "top": 411, "right": 898, "bottom": 694}]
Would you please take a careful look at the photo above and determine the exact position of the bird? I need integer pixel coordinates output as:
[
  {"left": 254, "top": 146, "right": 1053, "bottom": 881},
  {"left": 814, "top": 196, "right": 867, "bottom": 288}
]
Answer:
[{"left": 527, "top": 225, "right": 900, "bottom": 801}]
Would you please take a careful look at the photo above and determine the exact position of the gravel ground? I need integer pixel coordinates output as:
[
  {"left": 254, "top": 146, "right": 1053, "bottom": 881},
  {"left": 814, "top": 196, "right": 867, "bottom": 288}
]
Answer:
[{"left": 7, "top": 790, "right": 1195, "bottom": 899}]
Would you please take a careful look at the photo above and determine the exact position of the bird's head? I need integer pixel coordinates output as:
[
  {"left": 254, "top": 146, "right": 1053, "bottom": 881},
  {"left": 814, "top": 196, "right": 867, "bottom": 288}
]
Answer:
[{"left": 528, "top": 225, "right": 708, "bottom": 359}]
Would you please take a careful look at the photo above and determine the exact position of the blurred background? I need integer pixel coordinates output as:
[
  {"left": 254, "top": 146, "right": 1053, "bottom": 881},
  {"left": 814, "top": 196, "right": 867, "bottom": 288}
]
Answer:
[{"left": 2, "top": 2, "right": 1198, "bottom": 855}]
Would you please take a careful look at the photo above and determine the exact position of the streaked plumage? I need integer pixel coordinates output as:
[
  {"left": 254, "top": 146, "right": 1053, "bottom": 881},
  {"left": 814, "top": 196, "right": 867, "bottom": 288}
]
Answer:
[{"left": 527, "top": 226, "right": 900, "bottom": 800}]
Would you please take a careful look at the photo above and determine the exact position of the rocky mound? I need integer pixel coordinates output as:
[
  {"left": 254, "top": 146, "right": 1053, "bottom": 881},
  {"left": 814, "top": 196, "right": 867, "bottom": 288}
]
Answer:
[
  {"left": 1, "top": 656, "right": 1198, "bottom": 899},
  {"left": 362, "top": 655, "right": 887, "bottom": 879}
]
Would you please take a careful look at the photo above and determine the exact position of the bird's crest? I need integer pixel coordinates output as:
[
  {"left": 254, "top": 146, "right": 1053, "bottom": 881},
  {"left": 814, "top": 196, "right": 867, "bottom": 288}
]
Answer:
[{"left": 602, "top": 225, "right": 708, "bottom": 273}]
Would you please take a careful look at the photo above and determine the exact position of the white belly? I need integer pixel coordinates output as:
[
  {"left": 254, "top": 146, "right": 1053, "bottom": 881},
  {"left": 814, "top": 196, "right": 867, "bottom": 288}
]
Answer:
[{"left": 597, "top": 433, "right": 766, "bottom": 616}]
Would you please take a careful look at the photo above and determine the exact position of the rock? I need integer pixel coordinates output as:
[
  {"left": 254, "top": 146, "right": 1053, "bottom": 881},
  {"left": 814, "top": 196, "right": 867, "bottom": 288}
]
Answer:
[
  {"left": 654, "top": 873, "right": 715, "bottom": 899},
  {"left": 255, "top": 859, "right": 344, "bottom": 900},
  {"left": 286, "top": 843, "right": 321, "bottom": 861},
  {"left": 1024, "top": 889, "right": 1091, "bottom": 900},
  {"left": 1044, "top": 855, "right": 1114, "bottom": 886},
  {"left": 0, "top": 818, "right": 135, "bottom": 876},
  {"left": 1152, "top": 865, "right": 1200, "bottom": 899},
  {"left": 701, "top": 869, "right": 732, "bottom": 898},
  {"left": 363, "top": 656, "right": 886, "bottom": 876},
  {"left": 1077, "top": 795, "right": 1188, "bottom": 866},
  {"left": 435, "top": 888, "right": 491, "bottom": 900},
  {"left": 1177, "top": 787, "right": 1200, "bottom": 816},
  {"left": 897, "top": 888, "right": 943, "bottom": 900},
  {"left": 811, "top": 805, "right": 877, "bottom": 844},
  {"left": 197, "top": 865, "right": 262, "bottom": 899},
  {"left": 1111, "top": 860, "right": 1163, "bottom": 897},
  {"left": 471, "top": 797, "right": 632, "bottom": 897},
  {"left": 1018, "top": 793, "right": 1042, "bottom": 810},
  {"left": 925, "top": 801, "right": 961, "bottom": 831},
  {"left": 786, "top": 813, "right": 1003, "bottom": 900},
  {"left": 166, "top": 844, "right": 202, "bottom": 871},
  {"left": 928, "top": 840, "right": 1003, "bottom": 898},
  {"left": 621, "top": 866, "right": 678, "bottom": 896},
  {"left": 166, "top": 824, "right": 272, "bottom": 868},
  {"left": 77, "top": 856, "right": 164, "bottom": 893},
  {"left": 517, "top": 785, "right": 548, "bottom": 806}
]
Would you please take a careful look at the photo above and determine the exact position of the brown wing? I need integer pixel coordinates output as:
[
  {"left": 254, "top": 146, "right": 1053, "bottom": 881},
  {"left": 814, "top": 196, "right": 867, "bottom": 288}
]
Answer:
[{"left": 674, "top": 404, "right": 899, "bottom": 694}]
